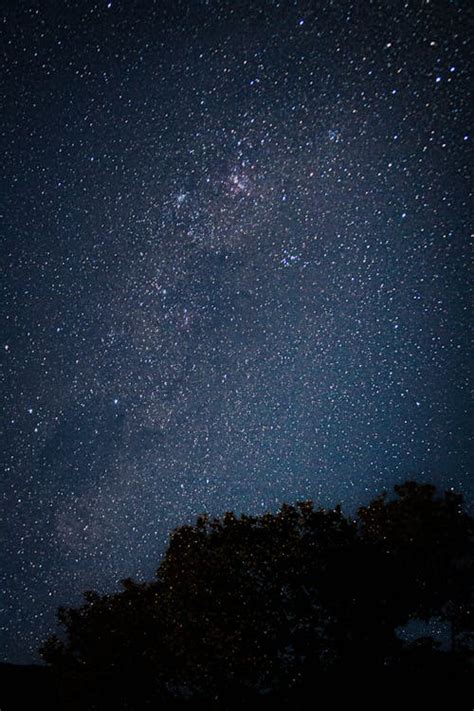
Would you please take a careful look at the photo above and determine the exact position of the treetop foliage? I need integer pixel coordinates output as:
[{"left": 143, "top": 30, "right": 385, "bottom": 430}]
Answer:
[{"left": 40, "top": 481, "right": 473, "bottom": 709}]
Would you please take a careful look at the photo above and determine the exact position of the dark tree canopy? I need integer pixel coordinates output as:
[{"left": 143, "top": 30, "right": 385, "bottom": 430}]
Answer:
[{"left": 40, "top": 481, "right": 473, "bottom": 709}]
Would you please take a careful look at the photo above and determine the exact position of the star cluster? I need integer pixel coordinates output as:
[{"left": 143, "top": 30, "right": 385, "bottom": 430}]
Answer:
[{"left": 0, "top": 0, "right": 471, "bottom": 663}]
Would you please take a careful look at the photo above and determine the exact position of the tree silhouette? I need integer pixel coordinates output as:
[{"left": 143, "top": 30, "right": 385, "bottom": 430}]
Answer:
[
  {"left": 357, "top": 482, "right": 474, "bottom": 654},
  {"left": 40, "top": 481, "right": 473, "bottom": 709}
]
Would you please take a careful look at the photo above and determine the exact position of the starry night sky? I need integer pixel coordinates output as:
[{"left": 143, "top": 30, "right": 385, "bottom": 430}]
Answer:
[{"left": 1, "top": 0, "right": 472, "bottom": 663}]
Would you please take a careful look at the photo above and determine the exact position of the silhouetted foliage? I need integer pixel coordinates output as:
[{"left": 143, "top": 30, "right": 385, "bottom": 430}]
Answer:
[{"left": 40, "top": 481, "right": 473, "bottom": 709}]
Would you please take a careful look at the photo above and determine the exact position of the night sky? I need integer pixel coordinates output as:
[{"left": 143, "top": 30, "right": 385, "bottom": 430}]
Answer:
[{"left": 1, "top": 0, "right": 471, "bottom": 664}]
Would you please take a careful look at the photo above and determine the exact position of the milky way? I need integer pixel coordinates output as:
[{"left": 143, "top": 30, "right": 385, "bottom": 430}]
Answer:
[{"left": 1, "top": 1, "right": 471, "bottom": 663}]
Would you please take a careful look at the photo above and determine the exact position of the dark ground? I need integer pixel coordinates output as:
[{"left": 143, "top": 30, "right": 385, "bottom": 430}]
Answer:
[{"left": 1, "top": 661, "right": 472, "bottom": 710}]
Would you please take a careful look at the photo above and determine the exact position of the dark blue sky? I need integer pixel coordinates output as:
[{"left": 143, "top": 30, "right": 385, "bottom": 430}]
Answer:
[{"left": 1, "top": 0, "right": 471, "bottom": 663}]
